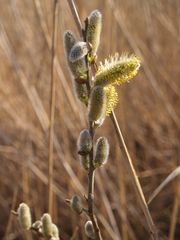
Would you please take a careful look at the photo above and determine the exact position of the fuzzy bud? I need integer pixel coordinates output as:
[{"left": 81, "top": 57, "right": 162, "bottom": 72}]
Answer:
[
  {"left": 94, "top": 137, "right": 109, "bottom": 167},
  {"left": 17, "top": 203, "right": 32, "bottom": 230},
  {"left": 77, "top": 129, "right": 92, "bottom": 155},
  {"left": 69, "top": 41, "right": 89, "bottom": 62},
  {"left": 86, "top": 10, "right": 102, "bottom": 60},
  {"left": 79, "top": 154, "right": 90, "bottom": 171},
  {"left": 32, "top": 220, "right": 42, "bottom": 230},
  {"left": 95, "top": 53, "right": 140, "bottom": 87},
  {"left": 70, "top": 195, "right": 83, "bottom": 214},
  {"left": 52, "top": 223, "right": 59, "bottom": 239},
  {"left": 84, "top": 221, "right": 95, "bottom": 239},
  {"left": 64, "top": 30, "right": 87, "bottom": 81},
  {"left": 88, "top": 86, "right": 107, "bottom": 122},
  {"left": 41, "top": 213, "right": 53, "bottom": 237}
]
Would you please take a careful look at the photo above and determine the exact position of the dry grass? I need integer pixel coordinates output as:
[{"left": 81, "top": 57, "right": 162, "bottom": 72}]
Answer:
[{"left": 0, "top": 0, "right": 179, "bottom": 239}]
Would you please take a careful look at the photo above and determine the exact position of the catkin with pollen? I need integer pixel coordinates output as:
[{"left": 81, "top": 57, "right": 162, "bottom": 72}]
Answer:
[{"left": 95, "top": 53, "right": 140, "bottom": 87}]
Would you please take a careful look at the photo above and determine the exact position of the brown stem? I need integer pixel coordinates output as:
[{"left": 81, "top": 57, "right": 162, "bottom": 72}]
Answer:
[
  {"left": 110, "top": 110, "right": 158, "bottom": 240},
  {"left": 88, "top": 122, "right": 102, "bottom": 240},
  {"left": 48, "top": 0, "right": 59, "bottom": 216}
]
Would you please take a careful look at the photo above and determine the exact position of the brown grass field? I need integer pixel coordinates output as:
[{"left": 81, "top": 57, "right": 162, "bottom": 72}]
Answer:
[{"left": 0, "top": 0, "right": 179, "bottom": 239}]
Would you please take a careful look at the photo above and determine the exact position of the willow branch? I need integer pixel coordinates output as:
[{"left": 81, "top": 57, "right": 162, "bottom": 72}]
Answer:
[{"left": 67, "top": 1, "right": 102, "bottom": 239}]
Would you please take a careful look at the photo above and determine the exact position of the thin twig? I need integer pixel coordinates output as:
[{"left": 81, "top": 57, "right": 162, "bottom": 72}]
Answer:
[
  {"left": 48, "top": 0, "right": 59, "bottom": 216},
  {"left": 110, "top": 110, "right": 158, "bottom": 240}
]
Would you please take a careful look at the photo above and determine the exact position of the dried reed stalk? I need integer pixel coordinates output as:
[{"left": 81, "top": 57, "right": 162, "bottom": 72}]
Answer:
[
  {"left": 48, "top": 0, "right": 59, "bottom": 216},
  {"left": 110, "top": 111, "right": 158, "bottom": 240}
]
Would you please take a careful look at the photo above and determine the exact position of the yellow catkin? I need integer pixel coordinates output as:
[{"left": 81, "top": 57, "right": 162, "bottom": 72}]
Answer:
[
  {"left": 86, "top": 10, "right": 102, "bottom": 60},
  {"left": 88, "top": 86, "right": 107, "bottom": 122},
  {"left": 41, "top": 213, "right": 53, "bottom": 237},
  {"left": 17, "top": 203, "right": 32, "bottom": 230},
  {"left": 104, "top": 85, "right": 119, "bottom": 115},
  {"left": 94, "top": 137, "right": 109, "bottom": 167},
  {"left": 95, "top": 53, "right": 140, "bottom": 87}
]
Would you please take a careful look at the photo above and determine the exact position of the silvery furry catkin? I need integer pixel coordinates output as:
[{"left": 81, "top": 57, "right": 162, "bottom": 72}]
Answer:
[
  {"left": 32, "top": 220, "right": 42, "bottom": 230},
  {"left": 69, "top": 41, "right": 89, "bottom": 63},
  {"left": 77, "top": 129, "right": 92, "bottom": 155},
  {"left": 84, "top": 220, "right": 95, "bottom": 239},
  {"left": 17, "top": 203, "right": 32, "bottom": 230},
  {"left": 52, "top": 223, "right": 59, "bottom": 239},
  {"left": 41, "top": 213, "right": 53, "bottom": 237},
  {"left": 64, "top": 31, "right": 88, "bottom": 104},
  {"left": 94, "top": 137, "right": 109, "bottom": 167},
  {"left": 70, "top": 195, "right": 83, "bottom": 214},
  {"left": 88, "top": 86, "right": 106, "bottom": 121},
  {"left": 86, "top": 10, "right": 102, "bottom": 60}
]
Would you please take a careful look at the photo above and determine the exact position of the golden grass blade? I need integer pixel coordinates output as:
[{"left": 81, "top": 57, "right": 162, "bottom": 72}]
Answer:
[{"left": 148, "top": 166, "right": 180, "bottom": 204}]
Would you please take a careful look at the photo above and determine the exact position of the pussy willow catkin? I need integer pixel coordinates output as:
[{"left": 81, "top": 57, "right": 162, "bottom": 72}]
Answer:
[
  {"left": 86, "top": 10, "right": 102, "bottom": 60},
  {"left": 41, "top": 213, "right": 53, "bottom": 237},
  {"left": 94, "top": 137, "right": 109, "bottom": 167},
  {"left": 64, "top": 31, "right": 88, "bottom": 104},
  {"left": 84, "top": 220, "right": 95, "bottom": 239},
  {"left": 69, "top": 41, "right": 89, "bottom": 63},
  {"left": 52, "top": 223, "right": 59, "bottom": 239},
  {"left": 70, "top": 195, "right": 83, "bottom": 214},
  {"left": 95, "top": 53, "right": 140, "bottom": 87},
  {"left": 64, "top": 31, "right": 87, "bottom": 80},
  {"left": 77, "top": 129, "right": 92, "bottom": 155},
  {"left": 17, "top": 203, "right": 32, "bottom": 230},
  {"left": 88, "top": 86, "right": 107, "bottom": 121}
]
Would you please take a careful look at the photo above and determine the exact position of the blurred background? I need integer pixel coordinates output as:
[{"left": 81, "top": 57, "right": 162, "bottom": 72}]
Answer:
[{"left": 0, "top": 0, "right": 179, "bottom": 239}]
